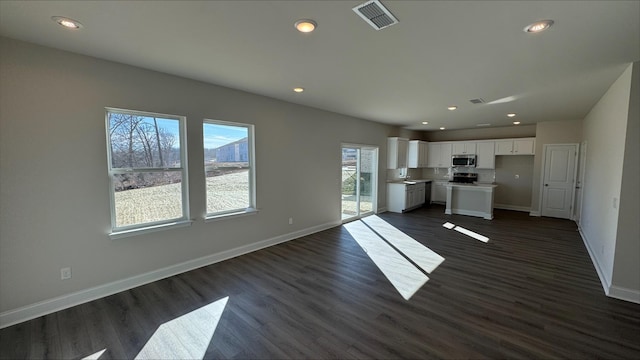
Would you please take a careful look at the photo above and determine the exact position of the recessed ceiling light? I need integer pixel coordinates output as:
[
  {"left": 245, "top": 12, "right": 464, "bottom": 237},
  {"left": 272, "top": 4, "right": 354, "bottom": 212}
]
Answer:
[
  {"left": 524, "top": 20, "right": 554, "bottom": 33},
  {"left": 422, "top": 121, "right": 429, "bottom": 125},
  {"left": 507, "top": 113, "right": 516, "bottom": 117},
  {"left": 294, "top": 19, "right": 317, "bottom": 33},
  {"left": 293, "top": 87, "right": 304, "bottom": 93},
  {"left": 439, "top": 127, "right": 446, "bottom": 130},
  {"left": 447, "top": 106, "right": 457, "bottom": 111},
  {"left": 52, "top": 16, "right": 83, "bottom": 29},
  {"left": 513, "top": 121, "right": 521, "bottom": 125}
]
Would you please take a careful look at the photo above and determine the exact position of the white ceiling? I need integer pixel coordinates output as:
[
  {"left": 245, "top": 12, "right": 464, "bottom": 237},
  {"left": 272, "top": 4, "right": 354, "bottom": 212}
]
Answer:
[{"left": 1, "top": 1, "right": 638, "bottom": 130}]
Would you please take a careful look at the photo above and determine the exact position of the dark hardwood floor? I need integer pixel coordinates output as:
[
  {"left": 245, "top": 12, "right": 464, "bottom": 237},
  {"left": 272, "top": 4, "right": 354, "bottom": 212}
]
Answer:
[{"left": 2, "top": 206, "right": 639, "bottom": 359}]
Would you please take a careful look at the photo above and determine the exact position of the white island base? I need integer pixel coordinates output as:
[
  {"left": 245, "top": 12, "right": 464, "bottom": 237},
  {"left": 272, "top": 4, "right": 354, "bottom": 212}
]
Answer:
[{"left": 444, "top": 183, "right": 498, "bottom": 220}]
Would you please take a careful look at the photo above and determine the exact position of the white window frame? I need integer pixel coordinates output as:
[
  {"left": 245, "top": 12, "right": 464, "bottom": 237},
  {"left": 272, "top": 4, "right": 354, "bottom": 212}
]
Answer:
[
  {"left": 203, "top": 119, "right": 256, "bottom": 220},
  {"left": 105, "top": 107, "right": 190, "bottom": 238}
]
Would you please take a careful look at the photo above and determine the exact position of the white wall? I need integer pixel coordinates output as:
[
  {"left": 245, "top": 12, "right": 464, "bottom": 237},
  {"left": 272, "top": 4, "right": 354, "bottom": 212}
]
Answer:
[
  {"left": 0, "top": 37, "right": 397, "bottom": 319},
  {"left": 611, "top": 61, "right": 640, "bottom": 299},
  {"left": 580, "top": 64, "right": 633, "bottom": 292}
]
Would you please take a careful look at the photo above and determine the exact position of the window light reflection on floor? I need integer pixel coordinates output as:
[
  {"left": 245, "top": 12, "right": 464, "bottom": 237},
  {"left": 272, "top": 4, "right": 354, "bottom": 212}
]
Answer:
[
  {"left": 344, "top": 216, "right": 445, "bottom": 300},
  {"left": 135, "top": 296, "right": 229, "bottom": 360},
  {"left": 443, "top": 222, "right": 489, "bottom": 243},
  {"left": 344, "top": 220, "right": 428, "bottom": 300},
  {"left": 82, "top": 348, "right": 107, "bottom": 360},
  {"left": 362, "top": 215, "right": 445, "bottom": 274}
]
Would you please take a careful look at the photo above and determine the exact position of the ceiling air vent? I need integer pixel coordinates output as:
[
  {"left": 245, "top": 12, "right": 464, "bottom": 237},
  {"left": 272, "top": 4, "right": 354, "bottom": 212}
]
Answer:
[
  {"left": 353, "top": 0, "right": 399, "bottom": 31},
  {"left": 469, "top": 98, "right": 485, "bottom": 104}
]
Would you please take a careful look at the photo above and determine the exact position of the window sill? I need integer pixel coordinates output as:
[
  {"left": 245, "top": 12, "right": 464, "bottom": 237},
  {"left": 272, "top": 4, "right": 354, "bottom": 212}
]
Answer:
[
  {"left": 109, "top": 220, "right": 194, "bottom": 240},
  {"left": 205, "top": 208, "right": 259, "bottom": 222}
]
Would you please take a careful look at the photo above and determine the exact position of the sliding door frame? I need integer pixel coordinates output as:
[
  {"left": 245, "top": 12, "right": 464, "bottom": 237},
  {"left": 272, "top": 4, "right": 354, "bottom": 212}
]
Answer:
[{"left": 341, "top": 143, "right": 378, "bottom": 223}]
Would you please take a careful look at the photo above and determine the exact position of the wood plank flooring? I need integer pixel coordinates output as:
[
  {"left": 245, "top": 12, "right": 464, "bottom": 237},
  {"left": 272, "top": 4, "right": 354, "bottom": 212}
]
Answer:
[{"left": 1, "top": 206, "right": 639, "bottom": 359}]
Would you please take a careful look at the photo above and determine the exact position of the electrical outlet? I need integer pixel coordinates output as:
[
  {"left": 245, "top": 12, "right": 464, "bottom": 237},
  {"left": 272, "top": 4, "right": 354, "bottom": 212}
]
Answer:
[
  {"left": 61, "top": 267, "right": 72, "bottom": 280},
  {"left": 288, "top": 217, "right": 293, "bottom": 225}
]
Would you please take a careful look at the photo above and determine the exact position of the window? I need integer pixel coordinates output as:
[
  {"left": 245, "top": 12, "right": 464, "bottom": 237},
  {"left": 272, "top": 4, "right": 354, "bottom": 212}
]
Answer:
[
  {"left": 203, "top": 120, "right": 255, "bottom": 218},
  {"left": 106, "top": 108, "right": 189, "bottom": 235}
]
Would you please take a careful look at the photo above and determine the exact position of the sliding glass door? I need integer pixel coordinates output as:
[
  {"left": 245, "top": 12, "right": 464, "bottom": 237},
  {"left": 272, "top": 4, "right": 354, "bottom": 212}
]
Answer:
[{"left": 341, "top": 145, "right": 378, "bottom": 222}]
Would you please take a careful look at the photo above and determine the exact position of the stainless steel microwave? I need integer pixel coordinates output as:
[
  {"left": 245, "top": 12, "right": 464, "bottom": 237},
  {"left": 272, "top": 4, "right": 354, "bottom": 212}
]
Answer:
[{"left": 452, "top": 154, "right": 476, "bottom": 167}]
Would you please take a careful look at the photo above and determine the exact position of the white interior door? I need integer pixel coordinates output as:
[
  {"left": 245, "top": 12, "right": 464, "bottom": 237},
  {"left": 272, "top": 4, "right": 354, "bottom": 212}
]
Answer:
[
  {"left": 574, "top": 142, "right": 587, "bottom": 225},
  {"left": 541, "top": 144, "right": 578, "bottom": 219}
]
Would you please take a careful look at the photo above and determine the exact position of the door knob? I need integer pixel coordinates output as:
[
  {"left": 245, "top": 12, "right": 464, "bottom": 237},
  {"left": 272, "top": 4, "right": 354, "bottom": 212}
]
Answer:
[{"left": 544, "top": 184, "right": 548, "bottom": 186}]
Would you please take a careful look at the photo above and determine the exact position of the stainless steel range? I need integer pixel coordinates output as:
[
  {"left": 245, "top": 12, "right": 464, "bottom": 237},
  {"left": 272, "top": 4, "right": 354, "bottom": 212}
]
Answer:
[{"left": 451, "top": 172, "right": 478, "bottom": 184}]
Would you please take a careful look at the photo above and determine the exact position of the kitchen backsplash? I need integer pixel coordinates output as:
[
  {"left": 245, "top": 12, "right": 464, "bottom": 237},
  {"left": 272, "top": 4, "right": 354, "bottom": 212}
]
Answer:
[
  {"left": 421, "top": 167, "right": 496, "bottom": 183},
  {"left": 388, "top": 167, "right": 496, "bottom": 183},
  {"left": 387, "top": 168, "right": 423, "bottom": 181}
]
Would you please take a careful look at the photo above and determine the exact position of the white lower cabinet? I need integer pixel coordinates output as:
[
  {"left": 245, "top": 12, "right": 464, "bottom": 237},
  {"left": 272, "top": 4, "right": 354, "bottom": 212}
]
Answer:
[
  {"left": 431, "top": 181, "right": 448, "bottom": 203},
  {"left": 387, "top": 182, "right": 426, "bottom": 213}
]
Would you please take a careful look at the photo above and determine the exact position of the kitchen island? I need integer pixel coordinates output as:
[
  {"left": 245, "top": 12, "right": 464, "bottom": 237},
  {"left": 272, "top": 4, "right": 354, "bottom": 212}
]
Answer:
[{"left": 444, "top": 183, "right": 498, "bottom": 220}]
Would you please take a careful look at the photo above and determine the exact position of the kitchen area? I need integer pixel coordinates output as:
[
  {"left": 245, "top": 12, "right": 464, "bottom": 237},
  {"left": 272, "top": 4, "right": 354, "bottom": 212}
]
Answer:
[{"left": 386, "top": 136, "right": 536, "bottom": 219}]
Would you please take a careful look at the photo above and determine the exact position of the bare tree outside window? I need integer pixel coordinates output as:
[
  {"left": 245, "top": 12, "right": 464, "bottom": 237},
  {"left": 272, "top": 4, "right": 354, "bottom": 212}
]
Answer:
[{"left": 106, "top": 109, "right": 188, "bottom": 231}]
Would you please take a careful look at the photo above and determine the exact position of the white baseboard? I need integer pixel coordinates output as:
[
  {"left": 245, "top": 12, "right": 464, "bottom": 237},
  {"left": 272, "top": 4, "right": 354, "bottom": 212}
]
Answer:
[
  {"left": 529, "top": 210, "right": 541, "bottom": 217},
  {"left": 0, "top": 221, "right": 341, "bottom": 329},
  {"left": 494, "top": 204, "right": 531, "bottom": 212},
  {"left": 377, "top": 206, "right": 387, "bottom": 213},
  {"left": 579, "top": 228, "right": 611, "bottom": 295},
  {"left": 609, "top": 285, "right": 640, "bottom": 304},
  {"left": 578, "top": 229, "right": 640, "bottom": 304}
]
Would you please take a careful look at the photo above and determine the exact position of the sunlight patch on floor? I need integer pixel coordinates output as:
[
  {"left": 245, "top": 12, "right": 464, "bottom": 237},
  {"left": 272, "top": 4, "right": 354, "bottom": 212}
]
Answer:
[
  {"left": 362, "top": 215, "right": 445, "bottom": 274},
  {"left": 135, "top": 296, "right": 229, "bottom": 360},
  {"left": 454, "top": 226, "right": 489, "bottom": 242},
  {"left": 344, "top": 220, "right": 429, "bottom": 300},
  {"left": 443, "top": 222, "right": 489, "bottom": 243},
  {"left": 82, "top": 348, "right": 107, "bottom": 360}
]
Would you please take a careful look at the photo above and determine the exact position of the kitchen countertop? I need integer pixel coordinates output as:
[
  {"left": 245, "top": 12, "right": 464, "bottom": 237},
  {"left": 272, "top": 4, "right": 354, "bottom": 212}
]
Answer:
[
  {"left": 445, "top": 182, "right": 497, "bottom": 189},
  {"left": 387, "top": 179, "right": 432, "bottom": 185}
]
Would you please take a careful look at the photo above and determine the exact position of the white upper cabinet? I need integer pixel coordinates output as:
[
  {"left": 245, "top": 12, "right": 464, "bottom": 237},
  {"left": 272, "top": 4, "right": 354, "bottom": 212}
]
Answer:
[
  {"left": 513, "top": 138, "right": 535, "bottom": 155},
  {"left": 452, "top": 141, "right": 476, "bottom": 155},
  {"left": 427, "top": 142, "right": 452, "bottom": 168},
  {"left": 440, "top": 143, "right": 453, "bottom": 164},
  {"left": 476, "top": 141, "right": 495, "bottom": 169},
  {"left": 387, "top": 137, "right": 409, "bottom": 169},
  {"left": 408, "top": 140, "right": 429, "bottom": 168},
  {"left": 495, "top": 138, "right": 535, "bottom": 155},
  {"left": 495, "top": 140, "right": 514, "bottom": 155}
]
